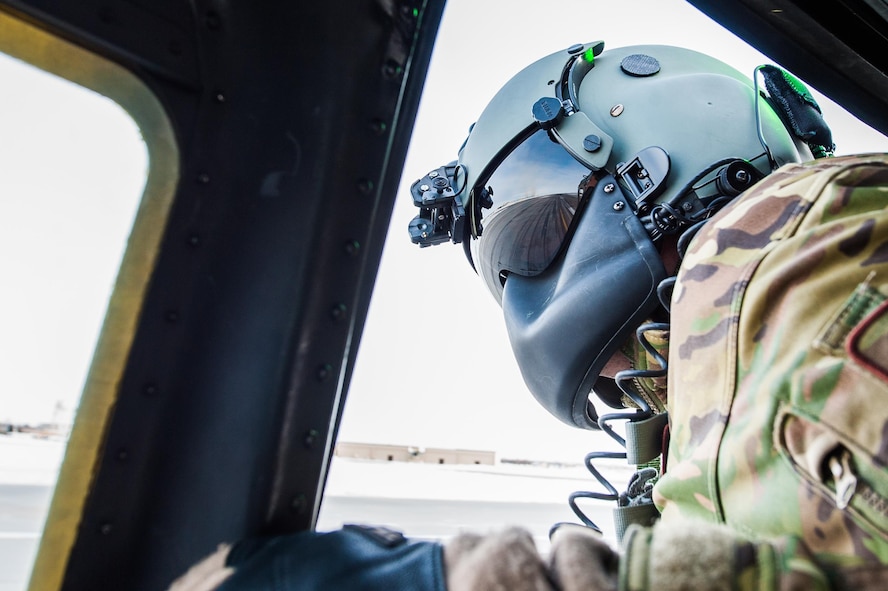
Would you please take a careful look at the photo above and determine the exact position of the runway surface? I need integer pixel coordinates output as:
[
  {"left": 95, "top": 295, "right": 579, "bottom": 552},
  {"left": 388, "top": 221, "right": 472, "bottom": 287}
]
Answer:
[
  {"left": 0, "top": 440, "right": 626, "bottom": 590},
  {"left": 1, "top": 486, "right": 614, "bottom": 590}
]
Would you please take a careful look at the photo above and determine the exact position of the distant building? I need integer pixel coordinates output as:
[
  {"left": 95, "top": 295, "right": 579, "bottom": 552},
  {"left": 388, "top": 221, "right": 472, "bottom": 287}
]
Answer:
[{"left": 334, "top": 442, "right": 495, "bottom": 465}]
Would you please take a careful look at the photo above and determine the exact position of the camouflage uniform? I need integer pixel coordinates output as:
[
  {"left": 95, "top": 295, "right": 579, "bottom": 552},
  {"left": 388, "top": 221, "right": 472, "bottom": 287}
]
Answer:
[
  {"left": 171, "top": 157, "right": 888, "bottom": 591},
  {"left": 621, "top": 154, "right": 888, "bottom": 589}
]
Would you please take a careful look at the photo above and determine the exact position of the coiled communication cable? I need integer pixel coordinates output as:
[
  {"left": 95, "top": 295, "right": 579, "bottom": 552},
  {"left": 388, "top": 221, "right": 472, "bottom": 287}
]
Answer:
[{"left": 565, "top": 299, "right": 672, "bottom": 534}]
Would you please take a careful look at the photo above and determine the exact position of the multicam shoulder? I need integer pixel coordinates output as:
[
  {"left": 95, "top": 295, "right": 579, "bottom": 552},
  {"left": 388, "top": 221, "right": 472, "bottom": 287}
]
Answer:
[{"left": 654, "top": 154, "right": 888, "bottom": 578}]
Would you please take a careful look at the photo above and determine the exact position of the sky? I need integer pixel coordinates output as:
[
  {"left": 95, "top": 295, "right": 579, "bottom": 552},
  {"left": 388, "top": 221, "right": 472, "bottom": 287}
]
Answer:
[
  {"left": 1, "top": 0, "right": 886, "bottom": 463},
  {"left": 335, "top": 0, "right": 888, "bottom": 462},
  {"left": 0, "top": 52, "right": 146, "bottom": 426}
]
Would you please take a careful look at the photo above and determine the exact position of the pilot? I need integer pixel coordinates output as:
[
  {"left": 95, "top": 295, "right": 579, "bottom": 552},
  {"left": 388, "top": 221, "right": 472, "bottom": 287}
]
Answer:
[
  {"left": 171, "top": 42, "right": 888, "bottom": 590},
  {"left": 407, "top": 40, "right": 888, "bottom": 590}
]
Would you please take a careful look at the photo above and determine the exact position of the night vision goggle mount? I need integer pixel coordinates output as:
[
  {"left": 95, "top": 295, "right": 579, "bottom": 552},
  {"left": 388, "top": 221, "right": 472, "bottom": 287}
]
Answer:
[{"left": 408, "top": 163, "right": 467, "bottom": 246}]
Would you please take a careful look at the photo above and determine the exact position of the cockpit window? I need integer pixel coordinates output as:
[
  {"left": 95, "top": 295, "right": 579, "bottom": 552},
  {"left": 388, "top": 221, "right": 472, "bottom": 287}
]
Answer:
[{"left": 0, "top": 40, "right": 150, "bottom": 591}]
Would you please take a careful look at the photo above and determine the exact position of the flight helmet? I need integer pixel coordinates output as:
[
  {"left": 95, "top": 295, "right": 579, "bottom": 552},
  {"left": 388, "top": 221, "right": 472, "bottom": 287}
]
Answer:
[{"left": 409, "top": 41, "right": 832, "bottom": 430}]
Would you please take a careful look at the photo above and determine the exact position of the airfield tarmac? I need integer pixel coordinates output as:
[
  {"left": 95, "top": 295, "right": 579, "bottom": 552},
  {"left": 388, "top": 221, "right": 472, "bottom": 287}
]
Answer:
[{"left": 0, "top": 436, "right": 621, "bottom": 590}]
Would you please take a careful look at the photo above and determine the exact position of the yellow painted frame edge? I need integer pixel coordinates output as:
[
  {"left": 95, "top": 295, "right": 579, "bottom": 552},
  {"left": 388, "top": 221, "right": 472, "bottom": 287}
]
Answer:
[{"left": 0, "top": 10, "right": 179, "bottom": 591}]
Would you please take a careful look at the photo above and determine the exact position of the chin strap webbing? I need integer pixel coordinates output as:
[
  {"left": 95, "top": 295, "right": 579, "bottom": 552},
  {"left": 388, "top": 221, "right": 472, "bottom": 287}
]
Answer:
[
  {"left": 614, "top": 467, "right": 661, "bottom": 542},
  {"left": 625, "top": 412, "right": 668, "bottom": 465},
  {"left": 614, "top": 412, "right": 669, "bottom": 542}
]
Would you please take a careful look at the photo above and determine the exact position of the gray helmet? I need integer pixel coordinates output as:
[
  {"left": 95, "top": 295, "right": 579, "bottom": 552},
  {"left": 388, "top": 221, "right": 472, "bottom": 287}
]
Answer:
[{"left": 409, "top": 41, "right": 829, "bottom": 430}]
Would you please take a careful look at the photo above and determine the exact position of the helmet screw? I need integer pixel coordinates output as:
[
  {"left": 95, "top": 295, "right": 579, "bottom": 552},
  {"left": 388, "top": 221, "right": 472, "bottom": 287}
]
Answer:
[
  {"left": 610, "top": 104, "right": 624, "bottom": 117},
  {"left": 604, "top": 183, "right": 615, "bottom": 194},
  {"left": 567, "top": 43, "right": 585, "bottom": 55},
  {"left": 420, "top": 184, "right": 430, "bottom": 192},
  {"left": 735, "top": 169, "right": 750, "bottom": 183},
  {"left": 431, "top": 177, "right": 449, "bottom": 192},
  {"left": 613, "top": 201, "right": 625, "bottom": 211},
  {"left": 429, "top": 171, "right": 438, "bottom": 178},
  {"left": 583, "top": 134, "right": 602, "bottom": 153}
]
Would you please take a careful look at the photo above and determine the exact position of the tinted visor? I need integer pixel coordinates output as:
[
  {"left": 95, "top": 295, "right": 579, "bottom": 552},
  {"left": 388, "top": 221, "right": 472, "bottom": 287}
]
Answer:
[{"left": 470, "top": 129, "right": 593, "bottom": 303}]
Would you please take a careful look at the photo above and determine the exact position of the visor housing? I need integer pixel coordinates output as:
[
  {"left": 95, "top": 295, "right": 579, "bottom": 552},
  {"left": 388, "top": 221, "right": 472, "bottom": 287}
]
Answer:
[{"left": 470, "top": 130, "right": 592, "bottom": 303}]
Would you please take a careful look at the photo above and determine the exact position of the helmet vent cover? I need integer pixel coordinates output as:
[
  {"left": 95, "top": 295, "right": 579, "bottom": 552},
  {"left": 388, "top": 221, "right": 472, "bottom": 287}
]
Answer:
[{"left": 620, "top": 54, "right": 660, "bottom": 77}]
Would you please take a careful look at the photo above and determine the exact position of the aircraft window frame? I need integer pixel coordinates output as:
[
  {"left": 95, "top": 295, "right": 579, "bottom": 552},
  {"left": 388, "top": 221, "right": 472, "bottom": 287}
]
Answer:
[{"left": 0, "top": 9, "right": 178, "bottom": 590}]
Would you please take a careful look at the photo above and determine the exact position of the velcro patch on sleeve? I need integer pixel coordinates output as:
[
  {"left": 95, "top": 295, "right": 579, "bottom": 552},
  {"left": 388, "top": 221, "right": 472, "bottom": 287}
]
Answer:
[
  {"left": 848, "top": 299, "right": 888, "bottom": 383},
  {"left": 816, "top": 279, "right": 886, "bottom": 356}
]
